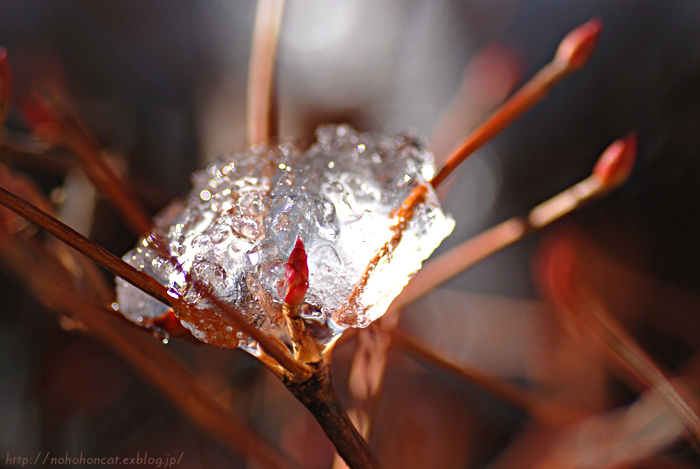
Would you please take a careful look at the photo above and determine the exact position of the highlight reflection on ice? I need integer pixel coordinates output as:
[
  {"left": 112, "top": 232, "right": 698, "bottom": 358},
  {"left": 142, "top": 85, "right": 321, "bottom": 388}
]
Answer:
[{"left": 116, "top": 124, "right": 454, "bottom": 348}]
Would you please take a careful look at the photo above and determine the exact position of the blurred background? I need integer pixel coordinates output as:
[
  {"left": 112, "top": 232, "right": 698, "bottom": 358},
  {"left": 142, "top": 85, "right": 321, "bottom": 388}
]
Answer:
[{"left": 2, "top": 0, "right": 700, "bottom": 467}]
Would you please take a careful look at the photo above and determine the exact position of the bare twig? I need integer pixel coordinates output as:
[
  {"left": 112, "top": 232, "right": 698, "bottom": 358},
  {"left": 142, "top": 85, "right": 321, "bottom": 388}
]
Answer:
[
  {"left": 391, "top": 328, "right": 582, "bottom": 427},
  {"left": 430, "top": 18, "right": 603, "bottom": 188},
  {"left": 540, "top": 236, "right": 700, "bottom": 449},
  {"left": 345, "top": 328, "right": 391, "bottom": 439},
  {"left": 30, "top": 85, "right": 152, "bottom": 235},
  {"left": 285, "top": 363, "right": 379, "bottom": 469},
  {"left": 339, "top": 21, "right": 608, "bottom": 448},
  {"left": 0, "top": 186, "right": 309, "bottom": 377},
  {"left": 247, "top": 0, "right": 285, "bottom": 146},
  {"left": 0, "top": 238, "right": 297, "bottom": 469},
  {"left": 389, "top": 133, "right": 636, "bottom": 315},
  {"left": 0, "top": 185, "right": 170, "bottom": 303}
]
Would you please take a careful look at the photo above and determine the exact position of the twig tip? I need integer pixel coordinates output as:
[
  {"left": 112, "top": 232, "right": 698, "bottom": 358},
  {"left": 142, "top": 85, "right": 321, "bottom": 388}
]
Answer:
[
  {"left": 593, "top": 132, "right": 637, "bottom": 189},
  {"left": 556, "top": 18, "right": 603, "bottom": 71}
]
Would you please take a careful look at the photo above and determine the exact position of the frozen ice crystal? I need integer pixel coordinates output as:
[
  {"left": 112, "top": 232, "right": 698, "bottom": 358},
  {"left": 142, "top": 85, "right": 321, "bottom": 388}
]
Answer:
[{"left": 116, "top": 124, "right": 454, "bottom": 348}]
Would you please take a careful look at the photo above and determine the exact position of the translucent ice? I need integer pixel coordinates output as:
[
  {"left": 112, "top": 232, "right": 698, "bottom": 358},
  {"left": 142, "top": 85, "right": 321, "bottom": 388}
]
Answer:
[{"left": 116, "top": 124, "right": 454, "bottom": 348}]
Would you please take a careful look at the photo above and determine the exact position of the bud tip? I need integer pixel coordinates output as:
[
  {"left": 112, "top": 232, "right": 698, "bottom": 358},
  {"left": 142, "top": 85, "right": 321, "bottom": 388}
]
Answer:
[
  {"left": 284, "top": 237, "right": 309, "bottom": 307},
  {"left": 593, "top": 132, "right": 637, "bottom": 189},
  {"left": 556, "top": 18, "right": 603, "bottom": 70}
]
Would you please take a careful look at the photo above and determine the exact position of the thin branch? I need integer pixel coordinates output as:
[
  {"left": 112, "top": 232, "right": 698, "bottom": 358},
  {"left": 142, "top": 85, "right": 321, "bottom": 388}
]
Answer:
[
  {"left": 284, "top": 363, "right": 379, "bottom": 469},
  {"left": 0, "top": 138, "right": 76, "bottom": 174},
  {"left": 430, "top": 18, "right": 603, "bottom": 188},
  {"left": 0, "top": 186, "right": 310, "bottom": 377},
  {"left": 345, "top": 328, "right": 391, "bottom": 440},
  {"left": 74, "top": 300, "right": 299, "bottom": 469},
  {"left": 376, "top": 20, "right": 607, "bottom": 316},
  {"left": 247, "top": 0, "right": 285, "bottom": 146},
  {"left": 30, "top": 86, "right": 153, "bottom": 235},
  {"left": 389, "top": 133, "right": 636, "bottom": 314},
  {"left": 428, "top": 45, "right": 521, "bottom": 165},
  {"left": 0, "top": 239, "right": 297, "bottom": 469},
  {"left": 0, "top": 185, "right": 170, "bottom": 304},
  {"left": 580, "top": 293, "right": 700, "bottom": 449},
  {"left": 541, "top": 237, "right": 700, "bottom": 450},
  {"left": 390, "top": 329, "right": 581, "bottom": 427}
]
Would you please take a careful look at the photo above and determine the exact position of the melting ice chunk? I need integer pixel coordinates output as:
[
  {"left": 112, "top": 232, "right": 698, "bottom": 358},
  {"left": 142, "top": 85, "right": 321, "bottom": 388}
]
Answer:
[{"left": 116, "top": 124, "right": 454, "bottom": 348}]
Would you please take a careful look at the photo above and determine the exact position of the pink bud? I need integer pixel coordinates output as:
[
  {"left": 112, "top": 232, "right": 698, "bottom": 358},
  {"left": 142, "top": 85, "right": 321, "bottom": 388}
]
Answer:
[
  {"left": 593, "top": 132, "right": 637, "bottom": 189},
  {"left": 556, "top": 18, "right": 603, "bottom": 71},
  {"left": 284, "top": 237, "right": 308, "bottom": 306},
  {"left": 19, "top": 90, "right": 63, "bottom": 145},
  {"left": 0, "top": 47, "right": 9, "bottom": 123}
]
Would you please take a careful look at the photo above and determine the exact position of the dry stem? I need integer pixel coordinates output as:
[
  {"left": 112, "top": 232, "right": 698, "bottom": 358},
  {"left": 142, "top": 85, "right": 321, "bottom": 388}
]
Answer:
[
  {"left": 0, "top": 237, "right": 296, "bottom": 469},
  {"left": 429, "top": 18, "right": 602, "bottom": 188},
  {"left": 247, "top": 0, "right": 285, "bottom": 146},
  {"left": 32, "top": 86, "right": 152, "bottom": 235},
  {"left": 284, "top": 362, "right": 379, "bottom": 469},
  {"left": 391, "top": 329, "right": 582, "bottom": 427},
  {"left": 0, "top": 186, "right": 308, "bottom": 377},
  {"left": 390, "top": 133, "right": 635, "bottom": 314}
]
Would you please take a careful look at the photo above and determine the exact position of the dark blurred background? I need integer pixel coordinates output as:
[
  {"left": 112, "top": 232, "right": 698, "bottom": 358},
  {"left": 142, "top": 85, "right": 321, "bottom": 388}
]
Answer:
[{"left": 1, "top": 1, "right": 700, "bottom": 467}]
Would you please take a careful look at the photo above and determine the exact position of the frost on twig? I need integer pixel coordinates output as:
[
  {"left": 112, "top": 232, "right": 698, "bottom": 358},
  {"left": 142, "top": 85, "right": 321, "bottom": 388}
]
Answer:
[{"left": 116, "top": 124, "right": 454, "bottom": 352}]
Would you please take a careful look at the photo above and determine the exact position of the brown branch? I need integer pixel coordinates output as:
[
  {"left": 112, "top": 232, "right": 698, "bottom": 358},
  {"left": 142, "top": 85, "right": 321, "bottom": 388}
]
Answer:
[
  {"left": 0, "top": 239, "right": 297, "bottom": 469},
  {"left": 73, "top": 299, "right": 299, "bottom": 469},
  {"left": 430, "top": 18, "right": 603, "bottom": 188},
  {"left": 31, "top": 86, "right": 153, "bottom": 235},
  {"left": 247, "top": 0, "right": 285, "bottom": 146},
  {"left": 285, "top": 363, "right": 379, "bottom": 469},
  {"left": 0, "top": 186, "right": 310, "bottom": 377},
  {"left": 541, "top": 237, "right": 700, "bottom": 450},
  {"left": 578, "top": 294, "right": 700, "bottom": 449},
  {"left": 390, "top": 329, "right": 581, "bottom": 427},
  {"left": 389, "top": 133, "right": 636, "bottom": 315},
  {"left": 0, "top": 185, "right": 171, "bottom": 304},
  {"left": 0, "top": 138, "right": 76, "bottom": 174}
]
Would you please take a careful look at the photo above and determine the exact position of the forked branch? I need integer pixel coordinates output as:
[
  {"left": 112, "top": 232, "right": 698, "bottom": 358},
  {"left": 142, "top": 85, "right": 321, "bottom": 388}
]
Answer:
[{"left": 390, "top": 133, "right": 636, "bottom": 313}]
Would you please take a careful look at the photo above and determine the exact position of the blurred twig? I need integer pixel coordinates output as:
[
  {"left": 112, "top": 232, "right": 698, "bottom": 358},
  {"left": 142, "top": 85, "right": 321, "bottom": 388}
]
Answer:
[
  {"left": 0, "top": 236, "right": 297, "bottom": 469},
  {"left": 247, "top": 0, "right": 285, "bottom": 146}
]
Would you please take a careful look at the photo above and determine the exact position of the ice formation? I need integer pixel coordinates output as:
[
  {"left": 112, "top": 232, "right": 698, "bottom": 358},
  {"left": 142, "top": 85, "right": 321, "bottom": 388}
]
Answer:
[{"left": 116, "top": 124, "right": 454, "bottom": 348}]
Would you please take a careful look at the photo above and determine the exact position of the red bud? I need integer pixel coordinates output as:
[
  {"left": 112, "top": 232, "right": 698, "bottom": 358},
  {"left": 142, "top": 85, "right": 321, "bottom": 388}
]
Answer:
[
  {"left": 284, "top": 237, "right": 308, "bottom": 306},
  {"left": 0, "top": 47, "right": 10, "bottom": 124},
  {"left": 593, "top": 132, "right": 637, "bottom": 189},
  {"left": 19, "top": 90, "right": 63, "bottom": 145},
  {"left": 556, "top": 18, "right": 603, "bottom": 71},
  {"left": 537, "top": 235, "right": 578, "bottom": 314}
]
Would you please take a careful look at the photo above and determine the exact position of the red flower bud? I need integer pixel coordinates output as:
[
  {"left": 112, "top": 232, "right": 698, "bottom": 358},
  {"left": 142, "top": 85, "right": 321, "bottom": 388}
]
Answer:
[
  {"left": 284, "top": 237, "right": 308, "bottom": 307},
  {"left": 555, "top": 18, "right": 603, "bottom": 71},
  {"left": 593, "top": 132, "right": 637, "bottom": 189}
]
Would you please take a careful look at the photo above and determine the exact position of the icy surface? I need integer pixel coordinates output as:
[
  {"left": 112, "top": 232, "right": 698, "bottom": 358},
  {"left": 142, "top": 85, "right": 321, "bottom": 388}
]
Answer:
[{"left": 116, "top": 124, "right": 454, "bottom": 348}]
